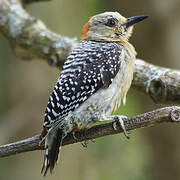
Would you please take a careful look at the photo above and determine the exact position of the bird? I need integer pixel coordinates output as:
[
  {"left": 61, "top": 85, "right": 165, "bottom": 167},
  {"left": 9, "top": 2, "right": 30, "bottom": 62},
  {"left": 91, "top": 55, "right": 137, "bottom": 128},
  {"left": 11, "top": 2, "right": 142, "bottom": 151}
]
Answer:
[{"left": 40, "top": 12, "right": 148, "bottom": 176}]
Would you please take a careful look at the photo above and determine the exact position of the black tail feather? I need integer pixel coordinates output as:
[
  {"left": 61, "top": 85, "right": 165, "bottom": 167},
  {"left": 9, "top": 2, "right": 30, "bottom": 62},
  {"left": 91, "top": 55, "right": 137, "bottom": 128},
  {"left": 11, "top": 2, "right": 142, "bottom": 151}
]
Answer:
[
  {"left": 41, "top": 129, "right": 63, "bottom": 176},
  {"left": 49, "top": 129, "right": 63, "bottom": 173}
]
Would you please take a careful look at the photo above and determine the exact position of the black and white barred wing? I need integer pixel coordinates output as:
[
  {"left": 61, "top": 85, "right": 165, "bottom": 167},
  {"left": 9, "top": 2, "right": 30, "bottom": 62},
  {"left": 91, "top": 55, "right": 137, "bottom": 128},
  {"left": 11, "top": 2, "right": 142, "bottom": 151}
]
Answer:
[{"left": 43, "top": 40, "right": 122, "bottom": 130}]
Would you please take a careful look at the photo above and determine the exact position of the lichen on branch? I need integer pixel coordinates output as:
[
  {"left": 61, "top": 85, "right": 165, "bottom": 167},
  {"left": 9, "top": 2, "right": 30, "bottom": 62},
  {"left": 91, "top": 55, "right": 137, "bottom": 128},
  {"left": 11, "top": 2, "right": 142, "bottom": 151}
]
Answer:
[
  {"left": 0, "top": 0, "right": 77, "bottom": 66},
  {"left": 0, "top": 0, "right": 179, "bottom": 104}
]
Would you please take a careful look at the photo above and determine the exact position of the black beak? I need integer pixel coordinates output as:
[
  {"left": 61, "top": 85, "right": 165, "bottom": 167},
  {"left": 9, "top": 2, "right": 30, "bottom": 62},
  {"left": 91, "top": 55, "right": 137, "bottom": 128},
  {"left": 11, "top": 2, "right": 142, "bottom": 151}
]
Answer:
[{"left": 122, "top": 15, "right": 148, "bottom": 28}]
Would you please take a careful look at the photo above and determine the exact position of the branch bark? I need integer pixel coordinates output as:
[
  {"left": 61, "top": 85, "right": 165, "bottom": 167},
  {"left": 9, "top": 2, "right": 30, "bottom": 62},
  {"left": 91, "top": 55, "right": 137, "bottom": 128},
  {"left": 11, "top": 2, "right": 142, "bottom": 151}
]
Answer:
[
  {"left": 133, "top": 59, "right": 180, "bottom": 104},
  {"left": 0, "top": 0, "right": 180, "bottom": 104},
  {"left": 0, "top": 0, "right": 180, "bottom": 160},
  {"left": 22, "top": 0, "right": 52, "bottom": 6},
  {"left": 0, "top": 106, "right": 180, "bottom": 158},
  {"left": 0, "top": 0, "right": 77, "bottom": 67}
]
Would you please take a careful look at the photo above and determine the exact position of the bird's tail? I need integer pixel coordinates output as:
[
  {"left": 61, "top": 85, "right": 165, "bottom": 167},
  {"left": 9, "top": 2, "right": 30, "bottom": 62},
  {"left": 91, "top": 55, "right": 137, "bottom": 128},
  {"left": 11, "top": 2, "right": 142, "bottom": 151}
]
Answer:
[{"left": 41, "top": 129, "right": 63, "bottom": 176}]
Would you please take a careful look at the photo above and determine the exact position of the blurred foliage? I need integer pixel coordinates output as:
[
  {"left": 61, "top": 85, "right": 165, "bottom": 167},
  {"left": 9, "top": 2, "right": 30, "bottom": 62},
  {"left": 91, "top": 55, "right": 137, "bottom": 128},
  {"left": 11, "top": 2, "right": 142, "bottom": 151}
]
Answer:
[{"left": 0, "top": 0, "right": 180, "bottom": 180}]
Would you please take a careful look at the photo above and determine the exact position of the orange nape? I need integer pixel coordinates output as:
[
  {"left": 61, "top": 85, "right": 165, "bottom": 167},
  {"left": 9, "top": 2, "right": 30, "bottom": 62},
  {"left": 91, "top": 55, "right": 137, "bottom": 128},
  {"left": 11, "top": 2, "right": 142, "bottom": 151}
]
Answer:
[{"left": 81, "top": 22, "right": 90, "bottom": 39}]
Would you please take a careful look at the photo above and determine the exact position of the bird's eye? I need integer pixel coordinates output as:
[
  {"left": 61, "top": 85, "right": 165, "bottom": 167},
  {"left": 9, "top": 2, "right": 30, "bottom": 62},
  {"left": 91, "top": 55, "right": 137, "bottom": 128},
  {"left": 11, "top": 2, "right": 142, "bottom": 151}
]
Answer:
[{"left": 106, "top": 18, "right": 117, "bottom": 27}]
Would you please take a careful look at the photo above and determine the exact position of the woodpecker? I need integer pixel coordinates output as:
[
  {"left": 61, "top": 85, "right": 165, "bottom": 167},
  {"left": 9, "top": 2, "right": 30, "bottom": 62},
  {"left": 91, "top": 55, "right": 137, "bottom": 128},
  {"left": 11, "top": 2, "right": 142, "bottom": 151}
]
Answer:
[{"left": 41, "top": 12, "right": 148, "bottom": 176}]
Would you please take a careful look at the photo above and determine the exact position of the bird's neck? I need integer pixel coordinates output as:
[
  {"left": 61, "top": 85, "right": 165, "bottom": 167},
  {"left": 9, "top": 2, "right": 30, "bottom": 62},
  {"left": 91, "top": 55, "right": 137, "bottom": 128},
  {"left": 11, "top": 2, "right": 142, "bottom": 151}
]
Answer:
[{"left": 119, "top": 40, "right": 137, "bottom": 57}]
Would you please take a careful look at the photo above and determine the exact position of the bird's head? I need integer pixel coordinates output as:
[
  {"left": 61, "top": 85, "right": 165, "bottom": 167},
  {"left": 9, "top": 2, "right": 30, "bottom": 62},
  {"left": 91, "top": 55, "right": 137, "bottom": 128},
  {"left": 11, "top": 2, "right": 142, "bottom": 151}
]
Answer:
[{"left": 81, "top": 12, "right": 148, "bottom": 42}]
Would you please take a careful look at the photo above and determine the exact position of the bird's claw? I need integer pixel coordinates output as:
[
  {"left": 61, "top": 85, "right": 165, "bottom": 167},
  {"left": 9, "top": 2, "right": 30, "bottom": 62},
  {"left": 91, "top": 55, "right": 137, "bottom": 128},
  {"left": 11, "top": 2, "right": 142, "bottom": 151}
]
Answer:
[
  {"left": 113, "top": 116, "right": 130, "bottom": 139},
  {"left": 72, "top": 132, "right": 94, "bottom": 148},
  {"left": 91, "top": 139, "right": 95, "bottom": 143},
  {"left": 72, "top": 131, "right": 78, "bottom": 141},
  {"left": 81, "top": 141, "right": 89, "bottom": 148}
]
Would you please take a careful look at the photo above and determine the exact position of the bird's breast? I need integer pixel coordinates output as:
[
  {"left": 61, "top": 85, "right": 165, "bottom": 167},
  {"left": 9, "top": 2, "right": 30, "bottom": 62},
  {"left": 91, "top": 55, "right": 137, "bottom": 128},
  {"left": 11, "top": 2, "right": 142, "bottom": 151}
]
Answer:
[{"left": 103, "top": 43, "right": 136, "bottom": 114}]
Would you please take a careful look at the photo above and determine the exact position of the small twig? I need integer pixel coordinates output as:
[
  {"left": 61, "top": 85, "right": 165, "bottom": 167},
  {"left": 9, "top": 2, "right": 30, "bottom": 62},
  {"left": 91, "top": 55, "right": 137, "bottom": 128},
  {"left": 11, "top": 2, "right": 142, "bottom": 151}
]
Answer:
[
  {"left": 0, "top": 0, "right": 179, "bottom": 104},
  {"left": 0, "top": 106, "right": 179, "bottom": 158}
]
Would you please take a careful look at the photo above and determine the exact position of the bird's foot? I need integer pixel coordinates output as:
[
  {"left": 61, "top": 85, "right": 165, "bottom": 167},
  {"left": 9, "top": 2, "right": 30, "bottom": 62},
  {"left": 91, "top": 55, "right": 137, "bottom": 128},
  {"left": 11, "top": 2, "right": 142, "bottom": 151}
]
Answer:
[
  {"left": 81, "top": 141, "right": 89, "bottom": 148},
  {"left": 112, "top": 115, "right": 130, "bottom": 139},
  {"left": 91, "top": 138, "right": 95, "bottom": 143},
  {"left": 72, "top": 131, "right": 78, "bottom": 141}
]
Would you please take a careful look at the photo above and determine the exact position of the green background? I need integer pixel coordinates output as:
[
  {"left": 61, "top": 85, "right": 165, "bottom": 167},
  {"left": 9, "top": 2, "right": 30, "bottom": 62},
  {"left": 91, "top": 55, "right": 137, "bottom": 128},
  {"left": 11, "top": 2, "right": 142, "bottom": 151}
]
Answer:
[{"left": 0, "top": 0, "right": 180, "bottom": 179}]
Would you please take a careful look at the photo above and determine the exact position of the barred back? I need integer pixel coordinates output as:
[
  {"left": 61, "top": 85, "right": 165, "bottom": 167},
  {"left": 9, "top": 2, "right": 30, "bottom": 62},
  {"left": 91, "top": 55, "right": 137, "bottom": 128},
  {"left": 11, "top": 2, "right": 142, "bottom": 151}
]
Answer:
[{"left": 44, "top": 40, "right": 123, "bottom": 130}]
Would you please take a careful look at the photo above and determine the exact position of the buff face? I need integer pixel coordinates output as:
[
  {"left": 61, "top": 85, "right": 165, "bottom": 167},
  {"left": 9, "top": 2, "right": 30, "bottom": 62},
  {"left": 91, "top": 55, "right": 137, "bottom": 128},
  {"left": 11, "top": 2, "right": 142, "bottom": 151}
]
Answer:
[{"left": 81, "top": 12, "right": 147, "bottom": 42}]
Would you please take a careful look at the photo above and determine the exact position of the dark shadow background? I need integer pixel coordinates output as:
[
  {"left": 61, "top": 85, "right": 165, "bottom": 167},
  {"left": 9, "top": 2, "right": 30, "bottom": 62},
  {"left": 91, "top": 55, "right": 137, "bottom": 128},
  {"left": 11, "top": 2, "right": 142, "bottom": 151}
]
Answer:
[{"left": 0, "top": 0, "right": 180, "bottom": 179}]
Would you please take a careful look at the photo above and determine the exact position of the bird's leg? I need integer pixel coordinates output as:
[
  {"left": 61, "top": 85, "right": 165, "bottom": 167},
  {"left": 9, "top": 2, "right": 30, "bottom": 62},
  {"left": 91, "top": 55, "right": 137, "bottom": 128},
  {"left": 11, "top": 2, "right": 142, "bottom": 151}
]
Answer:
[
  {"left": 100, "top": 115, "right": 130, "bottom": 139},
  {"left": 113, "top": 115, "right": 130, "bottom": 139}
]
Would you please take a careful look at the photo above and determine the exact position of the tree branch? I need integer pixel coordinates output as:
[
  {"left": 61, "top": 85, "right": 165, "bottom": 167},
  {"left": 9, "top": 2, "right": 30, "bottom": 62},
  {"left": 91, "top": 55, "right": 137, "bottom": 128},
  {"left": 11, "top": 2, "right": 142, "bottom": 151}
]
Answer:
[
  {"left": 0, "top": 0, "right": 77, "bottom": 67},
  {"left": 0, "top": 0, "right": 180, "bottom": 161},
  {"left": 0, "top": 0, "right": 180, "bottom": 104},
  {"left": 133, "top": 59, "right": 180, "bottom": 104},
  {"left": 0, "top": 0, "right": 180, "bottom": 158},
  {"left": 0, "top": 106, "right": 180, "bottom": 158},
  {"left": 22, "top": 0, "right": 52, "bottom": 6}
]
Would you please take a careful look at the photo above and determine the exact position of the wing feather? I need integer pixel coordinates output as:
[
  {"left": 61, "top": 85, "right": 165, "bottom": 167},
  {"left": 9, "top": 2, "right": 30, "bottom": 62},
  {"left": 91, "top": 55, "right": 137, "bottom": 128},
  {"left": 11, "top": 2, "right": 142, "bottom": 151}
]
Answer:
[{"left": 43, "top": 40, "right": 123, "bottom": 130}]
